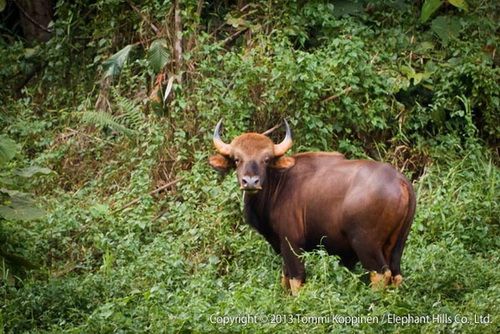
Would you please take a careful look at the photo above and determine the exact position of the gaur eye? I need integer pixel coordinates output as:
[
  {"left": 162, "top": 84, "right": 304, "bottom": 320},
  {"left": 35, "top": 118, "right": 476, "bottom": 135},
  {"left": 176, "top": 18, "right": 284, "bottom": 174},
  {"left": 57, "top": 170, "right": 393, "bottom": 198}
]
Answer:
[
  {"left": 263, "top": 157, "right": 270, "bottom": 164},
  {"left": 234, "top": 158, "right": 241, "bottom": 165}
]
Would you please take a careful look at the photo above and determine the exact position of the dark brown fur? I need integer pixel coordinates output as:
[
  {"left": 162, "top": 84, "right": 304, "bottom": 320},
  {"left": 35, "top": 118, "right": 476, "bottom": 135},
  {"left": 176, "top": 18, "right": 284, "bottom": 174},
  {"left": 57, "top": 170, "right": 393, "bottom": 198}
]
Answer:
[{"left": 210, "top": 131, "right": 415, "bottom": 293}]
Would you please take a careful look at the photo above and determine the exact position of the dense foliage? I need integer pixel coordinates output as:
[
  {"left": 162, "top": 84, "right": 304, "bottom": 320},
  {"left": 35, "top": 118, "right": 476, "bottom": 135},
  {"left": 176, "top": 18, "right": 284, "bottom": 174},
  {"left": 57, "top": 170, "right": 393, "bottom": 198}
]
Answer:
[{"left": 1, "top": 0, "right": 498, "bottom": 332}]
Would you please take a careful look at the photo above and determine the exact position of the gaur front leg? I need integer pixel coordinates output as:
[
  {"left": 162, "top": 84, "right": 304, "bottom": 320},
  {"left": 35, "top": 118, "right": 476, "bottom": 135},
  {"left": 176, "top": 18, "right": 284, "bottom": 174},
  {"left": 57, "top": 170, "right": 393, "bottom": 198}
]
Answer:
[
  {"left": 280, "top": 238, "right": 305, "bottom": 296},
  {"left": 281, "top": 265, "right": 290, "bottom": 290}
]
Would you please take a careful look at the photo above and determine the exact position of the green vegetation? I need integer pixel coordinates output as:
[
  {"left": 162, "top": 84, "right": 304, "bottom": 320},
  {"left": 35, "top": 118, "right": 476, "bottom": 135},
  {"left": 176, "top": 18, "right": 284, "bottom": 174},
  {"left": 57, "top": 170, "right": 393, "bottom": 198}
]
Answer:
[{"left": 1, "top": 0, "right": 498, "bottom": 332}]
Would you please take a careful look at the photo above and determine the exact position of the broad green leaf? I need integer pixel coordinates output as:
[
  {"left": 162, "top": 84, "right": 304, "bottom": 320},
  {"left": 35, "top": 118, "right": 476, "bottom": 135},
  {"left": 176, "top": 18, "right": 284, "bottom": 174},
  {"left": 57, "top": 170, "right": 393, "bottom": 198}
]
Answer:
[
  {"left": 449, "top": 0, "right": 468, "bottom": 11},
  {"left": 400, "top": 66, "right": 432, "bottom": 86},
  {"left": 0, "top": 189, "right": 35, "bottom": 204},
  {"left": 0, "top": 177, "right": 14, "bottom": 186},
  {"left": 431, "top": 16, "right": 462, "bottom": 44},
  {"left": 0, "top": 135, "right": 17, "bottom": 166},
  {"left": 14, "top": 166, "right": 56, "bottom": 178},
  {"left": 226, "top": 16, "right": 248, "bottom": 28},
  {"left": 102, "top": 44, "right": 134, "bottom": 78},
  {"left": 410, "top": 73, "right": 425, "bottom": 85},
  {"left": 0, "top": 204, "right": 45, "bottom": 221},
  {"left": 0, "top": 189, "right": 45, "bottom": 221},
  {"left": 148, "top": 39, "right": 170, "bottom": 74},
  {"left": 420, "top": 0, "right": 443, "bottom": 23},
  {"left": 400, "top": 66, "right": 416, "bottom": 76},
  {"left": 418, "top": 41, "right": 435, "bottom": 52},
  {"left": 0, "top": 0, "right": 6, "bottom": 12},
  {"left": 25, "top": 47, "right": 38, "bottom": 58}
]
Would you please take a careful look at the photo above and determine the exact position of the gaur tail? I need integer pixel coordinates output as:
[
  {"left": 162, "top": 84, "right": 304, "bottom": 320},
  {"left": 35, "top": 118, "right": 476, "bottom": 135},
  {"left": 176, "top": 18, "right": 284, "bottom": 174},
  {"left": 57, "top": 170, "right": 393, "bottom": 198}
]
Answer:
[{"left": 390, "top": 177, "right": 416, "bottom": 281}]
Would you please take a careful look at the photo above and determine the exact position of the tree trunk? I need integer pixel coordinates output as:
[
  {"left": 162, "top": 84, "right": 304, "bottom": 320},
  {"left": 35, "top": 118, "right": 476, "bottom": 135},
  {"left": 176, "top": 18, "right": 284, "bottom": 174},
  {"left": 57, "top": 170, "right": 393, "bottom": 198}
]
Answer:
[
  {"left": 173, "top": 0, "right": 182, "bottom": 84},
  {"left": 15, "top": 0, "right": 55, "bottom": 43}
]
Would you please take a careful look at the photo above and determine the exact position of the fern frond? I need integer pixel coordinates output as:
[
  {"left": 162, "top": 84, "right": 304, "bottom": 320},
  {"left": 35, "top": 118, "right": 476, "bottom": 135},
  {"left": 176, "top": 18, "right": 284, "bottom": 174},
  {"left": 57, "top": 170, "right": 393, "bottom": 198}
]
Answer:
[
  {"left": 79, "top": 111, "right": 134, "bottom": 136},
  {"left": 112, "top": 92, "right": 146, "bottom": 131}
]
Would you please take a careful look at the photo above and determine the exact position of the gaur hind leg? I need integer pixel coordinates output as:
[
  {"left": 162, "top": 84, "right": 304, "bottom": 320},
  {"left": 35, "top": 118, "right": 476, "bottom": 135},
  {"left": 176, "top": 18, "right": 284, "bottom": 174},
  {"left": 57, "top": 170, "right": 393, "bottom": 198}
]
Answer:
[
  {"left": 352, "top": 241, "right": 392, "bottom": 290},
  {"left": 389, "top": 249, "right": 404, "bottom": 287},
  {"left": 384, "top": 224, "right": 407, "bottom": 287},
  {"left": 392, "top": 273, "right": 403, "bottom": 287}
]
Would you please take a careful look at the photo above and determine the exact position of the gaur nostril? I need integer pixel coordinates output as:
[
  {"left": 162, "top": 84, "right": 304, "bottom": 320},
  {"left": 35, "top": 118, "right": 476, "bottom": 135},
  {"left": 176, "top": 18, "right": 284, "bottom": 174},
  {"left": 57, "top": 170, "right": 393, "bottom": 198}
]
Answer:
[
  {"left": 252, "top": 177, "right": 260, "bottom": 187},
  {"left": 242, "top": 176, "right": 259, "bottom": 188}
]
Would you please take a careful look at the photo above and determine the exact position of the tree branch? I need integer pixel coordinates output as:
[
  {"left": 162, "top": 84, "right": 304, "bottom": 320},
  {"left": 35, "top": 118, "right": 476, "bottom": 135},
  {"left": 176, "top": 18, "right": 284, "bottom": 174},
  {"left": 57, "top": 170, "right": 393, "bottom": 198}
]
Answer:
[
  {"left": 116, "top": 177, "right": 183, "bottom": 211},
  {"left": 125, "top": 0, "right": 159, "bottom": 34},
  {"left": 322, "top": 86, "right": 352, "bottom": 103},
  {"left": 262, "top": 122, "right": 284, "bottom": 136},
  {"left": 13, "top": 0, "right": 53, "bottom": 33}
]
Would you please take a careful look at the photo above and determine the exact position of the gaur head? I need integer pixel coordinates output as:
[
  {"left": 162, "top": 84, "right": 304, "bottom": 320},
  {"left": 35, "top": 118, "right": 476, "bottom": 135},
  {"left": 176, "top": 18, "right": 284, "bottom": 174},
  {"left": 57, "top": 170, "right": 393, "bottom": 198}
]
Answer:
[{"left": 209, "top": 120, "right": 295, "bottom": 193}]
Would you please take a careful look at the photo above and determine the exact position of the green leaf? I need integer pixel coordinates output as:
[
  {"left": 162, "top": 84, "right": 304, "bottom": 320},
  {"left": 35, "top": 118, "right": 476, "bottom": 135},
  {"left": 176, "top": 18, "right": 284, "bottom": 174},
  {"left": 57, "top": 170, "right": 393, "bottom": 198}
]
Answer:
[
  {"left": 226, "top": 16, "right": 248, "bottom": 28},
  {"left": 25, "top": 47, "right": 38, "bottom": 58},
  {"left": 14, "top": 166, "right": 56, "bottom": 178},
  {"left": 0, "top": 0, "right": 6, "bottom": 12},
  {"left": 148, "top": 39, "right": 170, "bottom": 74},
  {"left": 449, "top": 0, "right": 468, "bottom": 11},
  {"left": 0, "top": 205, "right": 45, "bottom": 221},
  {"left": 0, "top": 189, "right": 45, "bottom": 221},
  {"left": 418, "top": 41, "right": 435, "bottom": 52},
  {"left": 0, "top": 177, "right": 14, "bottom": 186},
  {"left": 400, "top": 66, "right": 416, "bottom": 77},
  {"left": 1, "top": 189, "right": 35, "bottom": 204},
  {"left": 102, "top": 44, "right": 134, "bottom": 78},
  {"left": 0, "top": 135, "right": 17, "bottom": 166},
  {"left": 431, "top": 16, "right": 462, "bottom": 44},
  {"left": 420, "top": 0, "right": 443, "bottom": 23}
]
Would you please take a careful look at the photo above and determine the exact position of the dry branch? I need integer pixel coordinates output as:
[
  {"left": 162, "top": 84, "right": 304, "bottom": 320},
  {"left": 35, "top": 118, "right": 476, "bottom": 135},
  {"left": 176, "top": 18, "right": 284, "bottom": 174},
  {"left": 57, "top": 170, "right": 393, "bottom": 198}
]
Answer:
[
  {"left": 322, "top": 86, "right": 352, "bottom": 103},
  {"left": 61, "top": 127, "right": 117, "bottom": 146},
  {"left": 117, "top": 177, "right": 183, "bottom": 211},
  {"left": 220, "top": 28, "right": 248, "bottom": 47},
  {"left": 262, "top": 122, "right": 284, "bottom": 136},
  {"left": 125, "top": 0, "right": 159, "bottom": 34}
]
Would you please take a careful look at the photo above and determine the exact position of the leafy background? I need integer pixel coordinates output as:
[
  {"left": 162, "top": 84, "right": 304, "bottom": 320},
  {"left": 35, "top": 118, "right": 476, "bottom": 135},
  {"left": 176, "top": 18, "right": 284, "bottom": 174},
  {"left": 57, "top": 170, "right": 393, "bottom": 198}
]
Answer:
[{"left": 0, "top": 0, "right": 499, "bottom": 332}]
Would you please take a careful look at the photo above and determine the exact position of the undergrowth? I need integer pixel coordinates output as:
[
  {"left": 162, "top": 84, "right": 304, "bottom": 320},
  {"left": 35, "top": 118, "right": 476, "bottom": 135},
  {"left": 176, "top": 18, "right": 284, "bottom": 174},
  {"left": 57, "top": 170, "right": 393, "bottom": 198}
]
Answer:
[{"left": 1, "top": 0, "right": 499, "bottom": 332}]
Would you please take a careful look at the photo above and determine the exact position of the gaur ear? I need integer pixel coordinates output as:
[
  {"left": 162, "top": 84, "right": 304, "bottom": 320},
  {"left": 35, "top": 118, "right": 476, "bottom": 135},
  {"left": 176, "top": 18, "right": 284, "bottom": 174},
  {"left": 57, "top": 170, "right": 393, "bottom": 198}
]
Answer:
[
  {"left": 209, "top": 154, "right": 235, "bottom": 174},
  {"left": 270, "top": 156, "right": 295, "bottom": 169}
]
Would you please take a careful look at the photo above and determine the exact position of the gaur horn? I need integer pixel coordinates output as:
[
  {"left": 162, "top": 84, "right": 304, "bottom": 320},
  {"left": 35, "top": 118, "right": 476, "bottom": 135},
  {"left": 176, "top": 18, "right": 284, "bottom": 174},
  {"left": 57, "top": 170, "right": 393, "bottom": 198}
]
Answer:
[
  {"left": 213, "top": 119, "right": 232, "bottom": 156},
  {"left": 273, "top": 119, "right": 292, "bottom": 156}
]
